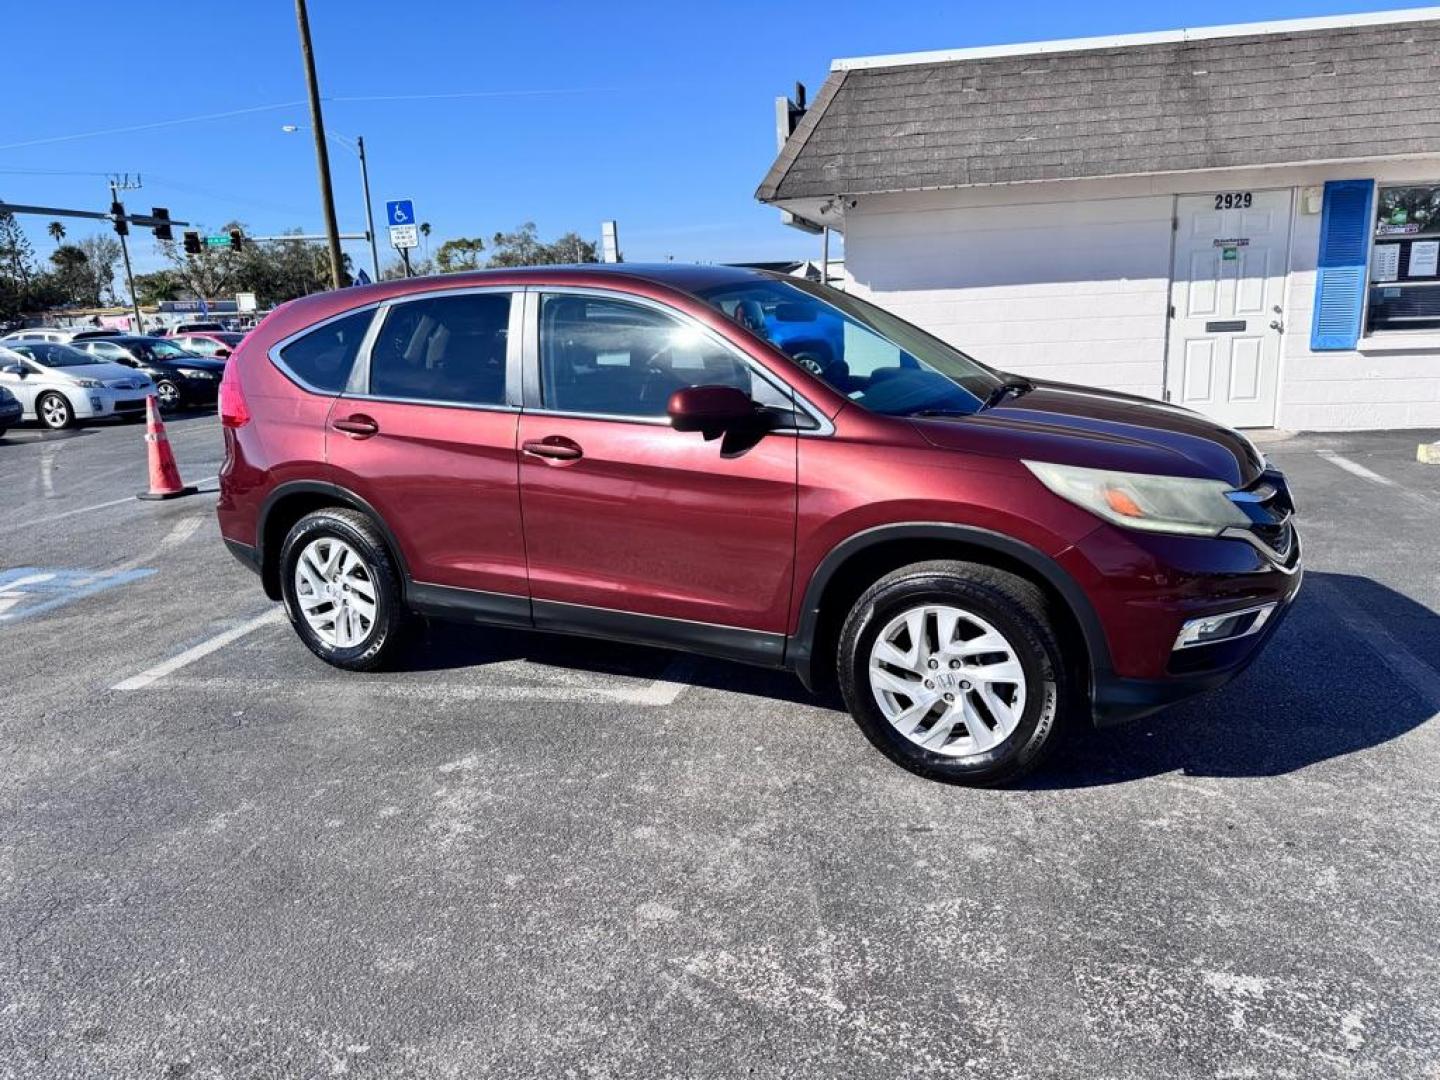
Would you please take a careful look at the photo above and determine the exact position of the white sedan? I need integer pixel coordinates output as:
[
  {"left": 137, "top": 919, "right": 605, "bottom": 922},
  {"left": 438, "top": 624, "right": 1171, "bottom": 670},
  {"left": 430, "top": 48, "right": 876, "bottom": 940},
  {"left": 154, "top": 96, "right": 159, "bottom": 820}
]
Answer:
[{"left": 0, "top": 343, "right": 155, "bottom": 429}]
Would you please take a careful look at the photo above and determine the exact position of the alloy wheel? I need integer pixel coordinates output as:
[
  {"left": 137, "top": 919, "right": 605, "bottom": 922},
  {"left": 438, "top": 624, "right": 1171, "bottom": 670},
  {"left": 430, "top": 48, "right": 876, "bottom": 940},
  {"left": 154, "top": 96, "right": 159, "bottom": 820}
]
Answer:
[
  {"left": 156, "top": 381, "right": 179, "bottom": 409},
  {"left": 40, "top": 394, "right": 70, "bottom": 428},
  {"left": 293, "top": 536, "right": 378, "bottom": 648},
  {"left": 867, "top": 603, "right": 1028, "bottom": 758}
]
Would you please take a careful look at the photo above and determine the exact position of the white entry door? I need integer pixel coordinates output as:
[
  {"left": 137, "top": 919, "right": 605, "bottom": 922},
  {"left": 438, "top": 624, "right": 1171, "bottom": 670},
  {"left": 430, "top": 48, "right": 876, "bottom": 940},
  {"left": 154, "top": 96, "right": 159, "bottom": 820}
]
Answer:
[{"left": 1166, "top": 189, "right": 1292, "bottom": 428}]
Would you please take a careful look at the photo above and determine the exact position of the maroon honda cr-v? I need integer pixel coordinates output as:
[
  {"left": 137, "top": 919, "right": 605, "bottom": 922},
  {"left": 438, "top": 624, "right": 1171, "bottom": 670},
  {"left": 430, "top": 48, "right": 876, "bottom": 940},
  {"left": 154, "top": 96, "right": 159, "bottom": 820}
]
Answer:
[{"left": 217, "top": 265, "right": 1301, "bottom": 785}]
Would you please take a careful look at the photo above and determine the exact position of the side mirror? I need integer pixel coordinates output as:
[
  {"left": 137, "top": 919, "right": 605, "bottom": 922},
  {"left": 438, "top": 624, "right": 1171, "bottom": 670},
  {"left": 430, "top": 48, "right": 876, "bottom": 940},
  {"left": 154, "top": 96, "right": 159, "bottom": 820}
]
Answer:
[
  {"left": 2, "top": 363, "right": 24, "bottom": 376},
  {"left": 215, "top": 348, "right": 231, "bottom": 359},
  {"left": 668, "top": 384, "right": 757, "bottom": 436}
]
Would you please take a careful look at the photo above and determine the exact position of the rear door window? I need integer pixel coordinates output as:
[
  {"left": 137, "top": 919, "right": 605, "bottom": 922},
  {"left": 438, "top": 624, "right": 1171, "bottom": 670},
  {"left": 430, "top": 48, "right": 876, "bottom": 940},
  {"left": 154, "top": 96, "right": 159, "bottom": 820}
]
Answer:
[
  {"left": 368, "top": 293, "right": 511, "bottom": 406},
  {"left": 277, "top": 309, "right": 374, "bottom": 393}
]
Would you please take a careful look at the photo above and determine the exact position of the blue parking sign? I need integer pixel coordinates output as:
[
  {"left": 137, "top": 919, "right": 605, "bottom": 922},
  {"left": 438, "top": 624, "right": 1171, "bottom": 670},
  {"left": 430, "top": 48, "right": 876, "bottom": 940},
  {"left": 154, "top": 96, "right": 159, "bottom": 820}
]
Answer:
[{"left": 386, "top": 199, "right": 415, "bottom": 227}]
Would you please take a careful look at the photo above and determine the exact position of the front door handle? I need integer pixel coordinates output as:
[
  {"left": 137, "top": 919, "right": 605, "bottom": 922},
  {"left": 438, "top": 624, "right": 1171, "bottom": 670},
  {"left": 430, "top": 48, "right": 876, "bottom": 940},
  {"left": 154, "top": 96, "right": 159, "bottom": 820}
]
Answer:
[
  {"left": 522, "top": 436, "right": 583, "bottom": 462},
  {"left": 332, "top": 414, "right": 379, "bottom": 438},
  {"left": 1269, "top": 320, "right": 1285, "bottom": 333}
]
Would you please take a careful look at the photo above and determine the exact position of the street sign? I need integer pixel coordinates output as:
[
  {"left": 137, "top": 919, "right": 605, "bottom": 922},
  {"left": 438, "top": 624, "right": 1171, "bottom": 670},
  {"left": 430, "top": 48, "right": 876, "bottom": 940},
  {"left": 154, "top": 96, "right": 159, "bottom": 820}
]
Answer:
[
  {"left": 385, "top": 200, "right": 415, "bottom": 227},
  {"left": 389, "top": 224, "right": 419, "bottom": 250},
  {"left": 204, "top": 235, "right": 229, "bottom": 247}
]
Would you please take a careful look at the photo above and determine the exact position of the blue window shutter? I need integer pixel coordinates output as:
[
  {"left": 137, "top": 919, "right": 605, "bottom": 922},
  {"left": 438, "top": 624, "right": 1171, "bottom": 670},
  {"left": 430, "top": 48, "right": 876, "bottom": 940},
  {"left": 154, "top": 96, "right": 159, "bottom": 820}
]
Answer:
[{"left": 1311, "top": 179, "right": 1375, "bottom": 351}]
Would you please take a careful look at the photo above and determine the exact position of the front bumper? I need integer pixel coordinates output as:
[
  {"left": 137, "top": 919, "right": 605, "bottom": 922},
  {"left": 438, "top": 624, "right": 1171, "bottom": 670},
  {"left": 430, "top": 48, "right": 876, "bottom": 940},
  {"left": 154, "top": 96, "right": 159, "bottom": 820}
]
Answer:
[
  {"left": 73, "top": 388, "right": 150, "bottom": 420},
  {"left": 1060, "top": 517, "right": 1303, "bottom": 728},
  {"left": 0, "top": 401, "right": 21, "bottom": 427}
]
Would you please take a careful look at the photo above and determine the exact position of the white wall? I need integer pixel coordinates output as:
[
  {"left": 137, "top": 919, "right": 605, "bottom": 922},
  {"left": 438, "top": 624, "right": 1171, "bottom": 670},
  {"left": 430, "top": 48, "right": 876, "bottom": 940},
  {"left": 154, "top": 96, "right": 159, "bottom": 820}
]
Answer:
[
  {"left": 828, "top": 160, "right": 1440, "bottom": 431},
  {"left": 843, "top": 186, "right": 1173, "bottom": 399}
]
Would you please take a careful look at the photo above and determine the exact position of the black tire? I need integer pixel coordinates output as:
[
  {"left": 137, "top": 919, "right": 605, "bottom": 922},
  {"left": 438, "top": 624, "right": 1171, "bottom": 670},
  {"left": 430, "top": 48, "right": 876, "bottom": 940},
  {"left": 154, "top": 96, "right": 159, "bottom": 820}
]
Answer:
[
  {"left": 155, "top": 380, "right": 181, "bottom": 413},
  {"left": 37, "top": 391, "right": 74, "bottom": 430},
  {"left": 837, "top": 560, "right": 1070, "bottom": 786},
  {"left": 278, "top": 507, "right": 409, "bottom": 672}
]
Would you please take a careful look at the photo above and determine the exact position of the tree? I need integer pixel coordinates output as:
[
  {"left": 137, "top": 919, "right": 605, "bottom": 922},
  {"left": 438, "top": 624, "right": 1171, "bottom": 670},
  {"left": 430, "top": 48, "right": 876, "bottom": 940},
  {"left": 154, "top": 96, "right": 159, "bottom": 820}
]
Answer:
[
  {"left": 48, "top": 245, "right": 97, "bottom": 306},
  {"left": 420, "top": 221, "right": 432, "bottom": 258},
  {"left": 380, "top": 256, "right": 434, "bottom": 281},
  {"left": 0, "top": 209, "right": 37, "bottom": 285},
  {"left": 47, "top": 220, "right": 66, "bottom": 244},
  {"left": 75, "top": 234, "right": 121, "bottom": 305},
  {"left": 485, "top": 222, "right": 598, "bottom": 268},
  {"left": 159, "top": 221, "right": 244, "bottom": 299},
  {"left": 434, "top": 236, "right": 486, "bottom": 273},
  {"left": 131, "top": 269, "right": 183, "bottom": 306}
]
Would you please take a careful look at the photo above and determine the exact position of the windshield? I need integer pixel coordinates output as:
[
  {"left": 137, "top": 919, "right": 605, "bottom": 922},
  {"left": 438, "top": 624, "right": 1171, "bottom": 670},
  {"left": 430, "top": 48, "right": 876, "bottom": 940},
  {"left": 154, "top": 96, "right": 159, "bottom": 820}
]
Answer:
[
  {"left": 695, "top": 278, "right": 1002, "bottom": 416},
  {"left": 10, "top": 342, "right": 103, "bottom": 368}
]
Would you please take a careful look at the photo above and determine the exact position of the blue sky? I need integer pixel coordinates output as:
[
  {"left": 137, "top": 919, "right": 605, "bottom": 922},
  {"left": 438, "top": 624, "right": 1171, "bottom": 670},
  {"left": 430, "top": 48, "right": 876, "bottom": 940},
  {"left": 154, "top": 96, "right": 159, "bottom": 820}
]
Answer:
[{"left": 1, "top": 0, "right": 1406, "bottom": 279}]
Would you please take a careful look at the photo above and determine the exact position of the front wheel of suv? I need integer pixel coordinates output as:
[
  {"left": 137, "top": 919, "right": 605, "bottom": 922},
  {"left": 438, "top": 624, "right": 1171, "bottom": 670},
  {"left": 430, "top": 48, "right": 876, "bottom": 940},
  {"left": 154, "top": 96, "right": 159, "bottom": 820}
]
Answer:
[
  {"left": 837, "top": 560, "right": 1071, "bottom": 786},
  {"left": 279, "top": 507, "right": 409, "bottom": 671}
]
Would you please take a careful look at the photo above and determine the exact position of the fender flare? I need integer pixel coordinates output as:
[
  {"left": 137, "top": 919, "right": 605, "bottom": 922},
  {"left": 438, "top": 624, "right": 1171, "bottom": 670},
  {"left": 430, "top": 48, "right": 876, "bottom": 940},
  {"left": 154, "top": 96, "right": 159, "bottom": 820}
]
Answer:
[
  {"left": 256, "top": 480, "right": 412, "bottom": 598},
  {"left": 785, "top": 522, "right": 1113, "bottom": 692}
]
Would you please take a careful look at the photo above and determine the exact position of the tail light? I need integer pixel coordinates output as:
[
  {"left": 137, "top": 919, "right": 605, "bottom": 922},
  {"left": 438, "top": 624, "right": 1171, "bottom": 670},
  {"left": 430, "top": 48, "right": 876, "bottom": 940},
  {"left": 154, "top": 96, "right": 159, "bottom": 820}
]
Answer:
[{"left": 218, "top": 358, "right": 250, "bottom": 428}]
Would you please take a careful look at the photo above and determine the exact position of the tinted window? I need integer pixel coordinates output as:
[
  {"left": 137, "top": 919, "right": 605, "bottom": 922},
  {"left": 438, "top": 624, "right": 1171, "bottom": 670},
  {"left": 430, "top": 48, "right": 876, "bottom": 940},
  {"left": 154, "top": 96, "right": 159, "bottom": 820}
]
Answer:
[
  {"left": 369, "top": 293, "right": 510, "bottom": 405},
  {"left": 278, "top": 310, "right": 374, "bottom": 393},
  {"left": 539, "top": 295, "right": 776, "bottom": 418},
  {"left": 12, "top": 342, "right": 102, "bottom": 367}
]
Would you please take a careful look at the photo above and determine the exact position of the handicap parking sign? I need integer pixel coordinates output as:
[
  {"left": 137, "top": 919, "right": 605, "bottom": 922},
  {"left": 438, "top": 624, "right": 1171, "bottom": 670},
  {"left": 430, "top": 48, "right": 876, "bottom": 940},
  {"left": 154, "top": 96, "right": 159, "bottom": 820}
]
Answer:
[{"left": 386, "top": 200, "right": 415, "bottom": 227}]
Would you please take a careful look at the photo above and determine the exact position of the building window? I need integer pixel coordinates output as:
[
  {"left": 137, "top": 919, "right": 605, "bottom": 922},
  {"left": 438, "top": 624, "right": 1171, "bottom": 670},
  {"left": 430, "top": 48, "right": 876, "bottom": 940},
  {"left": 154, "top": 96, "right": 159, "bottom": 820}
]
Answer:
[{"left": 1367, "top": 184, "right": 1440, "bottom": 333}]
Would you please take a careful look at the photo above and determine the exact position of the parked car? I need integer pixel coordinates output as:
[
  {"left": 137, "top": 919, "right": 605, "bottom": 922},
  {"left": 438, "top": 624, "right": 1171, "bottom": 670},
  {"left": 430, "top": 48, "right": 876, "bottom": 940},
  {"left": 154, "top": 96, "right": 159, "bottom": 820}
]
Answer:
[
  {"left": 1, "top": 327, "right": 80, "bottom": 345},
  {"left": 216, "top": 265, "right": 1301, "bottom": 785},
  {"left": 159, "top": 320, "right": 227, "bottom": 338},
  {"left": 70, "top": 335, "right": 224, "bottom": 411},
  {"left": 171, "top": 331, "right": 245, "bottom": 359},
  {"left": 0, "top": 343, "right": 154, "bottom": 429},
  {"left": 0, "top": 384, "right": 22, "bottom": 437}
]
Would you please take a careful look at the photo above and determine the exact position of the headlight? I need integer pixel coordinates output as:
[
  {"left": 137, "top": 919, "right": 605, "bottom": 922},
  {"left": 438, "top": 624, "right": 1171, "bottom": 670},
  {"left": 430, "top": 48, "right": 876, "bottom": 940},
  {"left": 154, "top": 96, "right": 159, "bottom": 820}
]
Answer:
[
  {"left": 74, "top": 378, "right": 103, "bottom": 388},
  {"left": 182, "top": 369, "right": 218, "bottom": 380},
  {"left": 1023, "top": 461, "right": 1251, "bottom": 536}
]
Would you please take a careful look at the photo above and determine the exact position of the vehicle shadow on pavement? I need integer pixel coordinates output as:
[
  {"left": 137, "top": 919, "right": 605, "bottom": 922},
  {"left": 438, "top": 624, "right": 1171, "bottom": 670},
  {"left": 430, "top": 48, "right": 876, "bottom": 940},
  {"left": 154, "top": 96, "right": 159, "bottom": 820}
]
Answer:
[
  {"left": 400, "top": 618, "right": 831, "bottom": 708},
  {"left": 1030, "top": 571, "right": 1440, "bottom": 788}
]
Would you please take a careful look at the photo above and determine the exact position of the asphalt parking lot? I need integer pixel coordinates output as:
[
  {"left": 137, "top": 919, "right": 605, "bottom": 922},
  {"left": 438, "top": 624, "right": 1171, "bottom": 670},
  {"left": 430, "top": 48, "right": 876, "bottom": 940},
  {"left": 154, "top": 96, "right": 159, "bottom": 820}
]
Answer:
[{"left": 2, "top": 414, "right": 1439, "bottom": 1079}]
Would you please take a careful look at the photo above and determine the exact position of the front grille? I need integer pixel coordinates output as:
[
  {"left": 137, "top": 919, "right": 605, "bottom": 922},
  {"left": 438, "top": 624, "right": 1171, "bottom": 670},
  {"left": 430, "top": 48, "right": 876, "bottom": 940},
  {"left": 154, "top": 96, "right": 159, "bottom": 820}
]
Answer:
[
  {"left": 1228, "top": 470, "right": 1296, "bottom": 565},
  {"left": 113, "top": 399, "right": 146, "bottom": 413}
]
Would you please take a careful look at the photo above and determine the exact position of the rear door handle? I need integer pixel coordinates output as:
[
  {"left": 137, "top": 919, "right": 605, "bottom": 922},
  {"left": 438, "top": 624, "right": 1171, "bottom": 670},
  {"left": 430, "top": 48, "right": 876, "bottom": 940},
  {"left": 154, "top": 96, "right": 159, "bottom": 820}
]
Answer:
[
  {"left": 332, "top": 414, "right": 379, "bottom": 438},
  {"left": 522, "top": 436, "right": 583, "bottom": 462}
]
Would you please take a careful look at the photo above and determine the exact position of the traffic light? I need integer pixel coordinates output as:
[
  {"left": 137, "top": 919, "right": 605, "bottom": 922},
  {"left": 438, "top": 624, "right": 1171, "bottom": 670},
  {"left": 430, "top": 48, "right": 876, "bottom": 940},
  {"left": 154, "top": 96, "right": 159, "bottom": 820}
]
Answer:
[
  {"left": 111, "top": 200, "right": 128, "bottom": 236},
  {"left": 183, "top": 231, "right": 201, "bottom": 255},
  {"left": 229, "top": 229, "right": 243, "bottom": 250},
  {"left": 151, "top": 207, "right": 172, "bottom": 242}
]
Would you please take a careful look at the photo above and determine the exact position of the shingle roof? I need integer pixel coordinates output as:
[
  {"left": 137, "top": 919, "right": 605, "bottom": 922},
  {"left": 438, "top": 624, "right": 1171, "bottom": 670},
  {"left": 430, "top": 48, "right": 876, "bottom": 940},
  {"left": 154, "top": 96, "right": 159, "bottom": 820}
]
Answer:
[{"left": 756, "top": 14, "right": 1440, "bottom": 201}]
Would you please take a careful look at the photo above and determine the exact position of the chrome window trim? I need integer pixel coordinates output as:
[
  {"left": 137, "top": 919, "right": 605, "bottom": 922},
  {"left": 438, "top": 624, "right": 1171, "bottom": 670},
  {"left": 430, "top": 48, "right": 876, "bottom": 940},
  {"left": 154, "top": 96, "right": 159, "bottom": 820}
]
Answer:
[
  {"left": 523, "top": 284, "right": 834, "bottom": 437},
  {"left": 268, "top": 302, "right": 387, "bottom": 397}
]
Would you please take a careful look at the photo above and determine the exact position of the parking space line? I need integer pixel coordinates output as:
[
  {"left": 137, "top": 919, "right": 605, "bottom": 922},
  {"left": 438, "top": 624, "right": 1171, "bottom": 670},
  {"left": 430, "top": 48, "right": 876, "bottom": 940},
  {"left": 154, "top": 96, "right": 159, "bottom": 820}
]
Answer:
[
  {"left": 1, "top": 478, "right": 219, "bottom": 534},
  {"left": 1315, "top": 451, "right": 1396, "bottom": 486},
  {"left": 112, "top": 609, "right": 285, "bottom": 691}
]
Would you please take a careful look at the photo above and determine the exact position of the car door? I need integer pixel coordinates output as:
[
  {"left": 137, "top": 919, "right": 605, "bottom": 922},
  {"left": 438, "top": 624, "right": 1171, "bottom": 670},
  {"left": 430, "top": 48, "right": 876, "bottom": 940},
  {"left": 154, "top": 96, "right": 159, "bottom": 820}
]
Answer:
[
  {"left": 0, "top": 353, "right": 40, "bottom": 415},
  {"left": 324, "top": 288, "right": 529, "bottom": 617},
  {"left": 515, "top": 288, "right": 803, "bottom": 662}
]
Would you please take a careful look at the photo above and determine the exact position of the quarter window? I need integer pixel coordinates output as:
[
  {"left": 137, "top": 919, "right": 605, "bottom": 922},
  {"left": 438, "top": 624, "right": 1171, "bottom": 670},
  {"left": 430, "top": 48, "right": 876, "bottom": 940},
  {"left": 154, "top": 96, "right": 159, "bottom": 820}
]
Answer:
[
  {"left": 368, "top": 293, "right": 511, "bottom": 406},
  {"left": 277, "top": 309, "right": 374, "bottom": 393},
  {"left": 539, "top": 294, "right": 781, "bottom": 419}
]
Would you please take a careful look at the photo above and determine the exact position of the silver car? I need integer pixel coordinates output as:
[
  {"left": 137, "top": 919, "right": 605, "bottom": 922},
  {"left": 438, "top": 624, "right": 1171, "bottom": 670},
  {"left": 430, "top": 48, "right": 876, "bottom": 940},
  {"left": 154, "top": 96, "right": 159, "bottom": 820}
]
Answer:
[{"left": 0, "top": 343, "right": 154, "bottom": 429}]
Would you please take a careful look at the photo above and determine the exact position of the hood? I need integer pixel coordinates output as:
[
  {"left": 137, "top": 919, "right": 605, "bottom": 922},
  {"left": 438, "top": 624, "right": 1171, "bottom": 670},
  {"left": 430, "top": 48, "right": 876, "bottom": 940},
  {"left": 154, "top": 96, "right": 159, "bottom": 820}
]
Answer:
[
  {"left": 60, "top": 361, "right": 141, "bottom": 383},
  {"left": 912, "top": 380, "right": 1267, "bottom": 488},
  {"left": 172, "top": 357, "right": 226, "bottom": 373}
]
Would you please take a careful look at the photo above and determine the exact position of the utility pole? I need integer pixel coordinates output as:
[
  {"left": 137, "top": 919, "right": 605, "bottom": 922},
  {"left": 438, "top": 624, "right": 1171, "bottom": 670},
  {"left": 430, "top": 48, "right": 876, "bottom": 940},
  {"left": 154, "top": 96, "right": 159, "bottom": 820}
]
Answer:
[
  {"left": 294, "top": 0, "right": 343, "bottom": 290},
  {"left": 109, "top": 177, "right": 145, "bottom": 332},
  {"left": 356, "top": 136, "right": 379, "bottom": 281}
]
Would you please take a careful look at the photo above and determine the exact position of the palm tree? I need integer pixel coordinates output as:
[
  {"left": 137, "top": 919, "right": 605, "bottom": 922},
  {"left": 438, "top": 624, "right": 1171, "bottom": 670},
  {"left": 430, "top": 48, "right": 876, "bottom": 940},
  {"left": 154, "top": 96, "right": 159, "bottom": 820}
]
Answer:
[
  {"left": 47, "top": 220, "right": 65, "bottom": 244},
  {"left": 420, "top": 221, "right": 431, "bottom": 259}
]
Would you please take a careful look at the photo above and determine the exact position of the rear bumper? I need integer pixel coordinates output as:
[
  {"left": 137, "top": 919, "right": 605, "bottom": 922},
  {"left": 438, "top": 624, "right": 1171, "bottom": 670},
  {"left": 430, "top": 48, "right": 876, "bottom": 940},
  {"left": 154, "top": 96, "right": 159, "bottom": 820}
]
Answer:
[{"left": 224, "top": 538, "right": 261, "bottom": 575}]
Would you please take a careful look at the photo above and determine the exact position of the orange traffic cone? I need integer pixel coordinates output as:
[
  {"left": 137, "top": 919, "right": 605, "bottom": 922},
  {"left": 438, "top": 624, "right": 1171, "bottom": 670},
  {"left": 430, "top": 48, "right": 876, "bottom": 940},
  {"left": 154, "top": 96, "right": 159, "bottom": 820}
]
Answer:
[{"left": 136, "top": 395, "right": 197, "bottom": 501}]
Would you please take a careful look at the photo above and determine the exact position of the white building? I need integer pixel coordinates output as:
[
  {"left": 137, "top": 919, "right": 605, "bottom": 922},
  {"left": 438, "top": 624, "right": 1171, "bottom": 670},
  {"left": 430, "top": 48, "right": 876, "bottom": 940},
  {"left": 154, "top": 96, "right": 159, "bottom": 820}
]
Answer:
[{"left": 758, "top": 8, "right": 1440, "bottom": 430}]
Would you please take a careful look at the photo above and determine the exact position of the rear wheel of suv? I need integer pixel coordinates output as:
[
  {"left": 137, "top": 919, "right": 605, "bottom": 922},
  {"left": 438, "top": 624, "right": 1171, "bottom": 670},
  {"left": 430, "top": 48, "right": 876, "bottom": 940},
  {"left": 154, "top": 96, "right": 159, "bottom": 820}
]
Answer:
[
  {"left": 837, "top": 560, "right": 1069, "bottom": 786},
  {"left": 279, "top": 508, "right": 409, "bottom": 671}
]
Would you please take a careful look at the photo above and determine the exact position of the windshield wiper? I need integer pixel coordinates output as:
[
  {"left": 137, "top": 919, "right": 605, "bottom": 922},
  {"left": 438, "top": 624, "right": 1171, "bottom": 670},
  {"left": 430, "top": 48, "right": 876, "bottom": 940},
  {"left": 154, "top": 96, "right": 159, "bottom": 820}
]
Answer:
[{"left": 981, "top": 376, "right": 1035, "bottom": 410}]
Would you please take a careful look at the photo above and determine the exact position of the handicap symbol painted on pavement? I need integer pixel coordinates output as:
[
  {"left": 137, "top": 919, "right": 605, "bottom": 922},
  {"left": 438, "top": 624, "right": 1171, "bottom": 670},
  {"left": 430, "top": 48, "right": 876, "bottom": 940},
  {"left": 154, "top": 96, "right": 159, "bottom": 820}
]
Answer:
[{"left": 0, "top": 567, "right": 156, "bottom": 624}]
